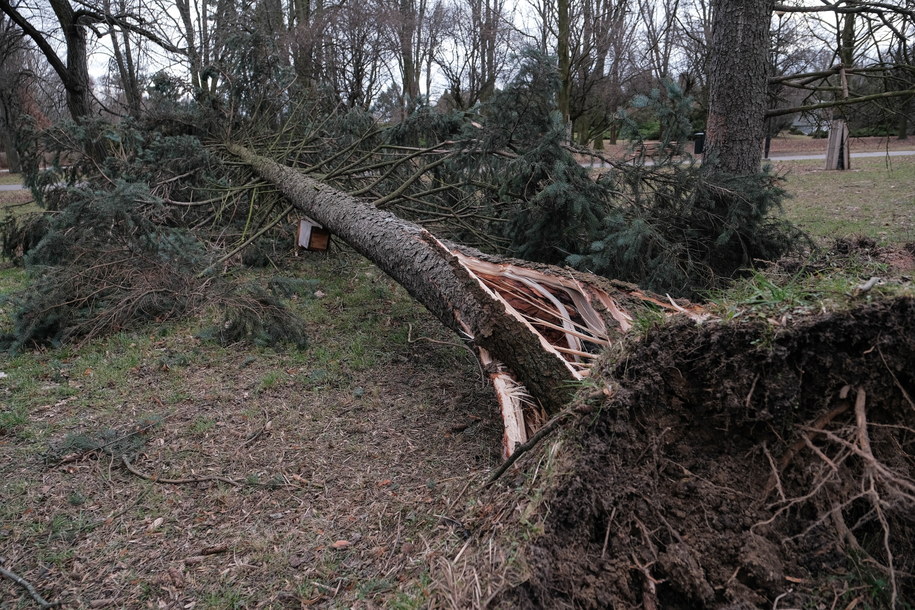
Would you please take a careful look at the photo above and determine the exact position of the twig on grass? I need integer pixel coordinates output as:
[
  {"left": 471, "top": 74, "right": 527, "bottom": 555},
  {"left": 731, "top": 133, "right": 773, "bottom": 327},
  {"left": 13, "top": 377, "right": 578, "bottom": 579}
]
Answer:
[
  {"left": 243, "top": 407, "right": 272, "bottom": 447},
  {"left": 121, "top": 455, "right": 304, "bottom": 489},
  {"left": 0, "top": 557, "right": 61, "bottom": 609},
  {"left": 121, "top": 455, "right": 241, "bottom": 487},
  {"left": 484, "top": 407, "right": 575, "bottom": 487},
  {"left": 408, "top": 323, "right": 485, "bottom": 384},
  {"left": 852, "top": 277, "right": 881, "bottom": 296}
]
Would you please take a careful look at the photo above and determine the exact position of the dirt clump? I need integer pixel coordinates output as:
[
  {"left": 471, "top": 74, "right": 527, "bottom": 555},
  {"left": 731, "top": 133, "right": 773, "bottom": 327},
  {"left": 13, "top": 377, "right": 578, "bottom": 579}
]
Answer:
[{"left": 505, "top": 297, "right": 915, "bottom": 609}]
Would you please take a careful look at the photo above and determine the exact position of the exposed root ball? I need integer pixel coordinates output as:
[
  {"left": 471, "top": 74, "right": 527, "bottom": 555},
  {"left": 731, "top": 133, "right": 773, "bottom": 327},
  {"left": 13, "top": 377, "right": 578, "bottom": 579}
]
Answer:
[{"left": 508, "top": 297, "right": 915, "bottom": 609}]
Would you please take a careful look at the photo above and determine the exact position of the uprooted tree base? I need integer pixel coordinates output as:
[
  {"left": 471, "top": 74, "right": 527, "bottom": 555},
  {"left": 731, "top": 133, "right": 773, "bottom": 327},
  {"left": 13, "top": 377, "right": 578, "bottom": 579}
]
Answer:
[{"left": 492, "top": 297, "right": 915, "bottom": 608}]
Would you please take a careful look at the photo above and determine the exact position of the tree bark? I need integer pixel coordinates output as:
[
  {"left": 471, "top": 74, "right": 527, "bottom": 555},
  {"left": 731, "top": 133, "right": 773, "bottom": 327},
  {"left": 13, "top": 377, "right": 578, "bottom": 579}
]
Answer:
[
  {"left": 704, "top": 0, "right": 774, "bottom": 175},
  {"left": 557, "top": 0, "right": 571, "bottom": 127},
  {"left": 50, "top": 0, "right": 94, "bottom": 120},
  {"left": 228, "top": 143, "right": 580, "bottom": 415},
  {"left": 0, "top": 127, "right": 19, "bottom": 172}
]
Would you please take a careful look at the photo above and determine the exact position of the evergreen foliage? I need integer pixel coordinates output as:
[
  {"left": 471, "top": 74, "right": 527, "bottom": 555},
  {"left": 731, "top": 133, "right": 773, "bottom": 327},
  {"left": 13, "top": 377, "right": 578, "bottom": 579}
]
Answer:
[
  {"left": 571, "top": 165, "right": 804, "bottom": 296},
  {"left": 20, "top": 119, "right": 218, "bottom": 212},
  {"left": 463, "top": 59, "right": 804, "bottom": 296},
  {"left": 0, "top": 53, "right": 806, "bottom": 353},
  {"left": 1, "top": 182, "right": 211, "bottom": 350},
  {"left": 0, "top": 212, "right": 49, "bottom": 265},
  {"left": 197, "top": 285, "right": 308, "bottom": 349},
  {"left": 252, "top": 55, "right": 803, "bottom": 297},
  {"left": 475, "top": 52, "right": 606, "bottom": 263},
  {"left": 567, "top": 84, "right": 805, "bottom": 296},
  {"left": 1, "top": 123, "right": 309, "bottom": 351}
]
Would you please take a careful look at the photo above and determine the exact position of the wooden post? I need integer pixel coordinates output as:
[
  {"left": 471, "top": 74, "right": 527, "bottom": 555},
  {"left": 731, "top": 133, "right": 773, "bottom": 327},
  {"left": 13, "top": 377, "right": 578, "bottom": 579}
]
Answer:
[
  {"left": 825, "top": 119, "right": 850, "bottom": 171},
  {"left": 826, "top": 65, "right": 851, "bottom": 171}
]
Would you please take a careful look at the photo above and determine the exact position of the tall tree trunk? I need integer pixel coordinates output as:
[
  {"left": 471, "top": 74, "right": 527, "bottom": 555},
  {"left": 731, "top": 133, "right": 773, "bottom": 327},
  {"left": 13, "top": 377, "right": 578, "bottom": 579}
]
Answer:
[
  {"left": 49, "top": 0, "right": 93, "bottom": 120},
  {"left": 557, "top": 0, "right": 571, "bottom": 128},
  {"left": 107, "top": 12, "right": 142, "bottom": 117},
  {"left": 703, "top": 0, "right": 773, "bottom": 175},
  {"left": 0, "top": 96, "right": 21, "bottom": 172},
  {"left": 0, "top": 0, "right": 94, "bottom": 121},
  {"left": 1, "top": 128, "right": 20, "bottom": 172},
  {"left": 176, "top": 0, "right": 204, "bottom": 97}
]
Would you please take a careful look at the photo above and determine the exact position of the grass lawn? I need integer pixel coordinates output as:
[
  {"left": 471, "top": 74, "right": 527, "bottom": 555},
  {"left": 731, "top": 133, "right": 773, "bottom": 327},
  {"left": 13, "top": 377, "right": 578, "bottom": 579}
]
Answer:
[
  {"left": 772, "top": 155, "right": 915, "bottom": 245},
  {"left": 0, "top": 250, "right": 500, "bottom": 607},
  {"left": 0, "top": 172, "right": 23, "bottom": 185},
  {"left": 0, "top": 191, "right": 38, "bottom": 214},
  {"left": 0, "top": 172, "right": 36, "bottom": 215}
]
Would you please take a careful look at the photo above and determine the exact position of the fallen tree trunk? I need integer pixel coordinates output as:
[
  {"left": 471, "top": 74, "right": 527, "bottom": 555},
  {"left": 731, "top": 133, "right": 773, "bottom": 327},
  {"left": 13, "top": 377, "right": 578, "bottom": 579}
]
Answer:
[{"left": 226, "top": 144, "right": 702, "bottom": 453}]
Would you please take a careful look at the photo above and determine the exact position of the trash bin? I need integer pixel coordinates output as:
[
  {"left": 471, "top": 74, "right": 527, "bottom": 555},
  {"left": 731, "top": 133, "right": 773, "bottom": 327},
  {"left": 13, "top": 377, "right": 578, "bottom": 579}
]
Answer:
[{"left": 694, "top": 132, "right": 705, "bottom": 155}]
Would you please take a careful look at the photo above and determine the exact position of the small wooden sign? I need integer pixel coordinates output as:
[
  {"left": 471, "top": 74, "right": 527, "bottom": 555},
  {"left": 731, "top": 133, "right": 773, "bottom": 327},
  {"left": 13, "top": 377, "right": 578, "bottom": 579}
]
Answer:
[{"left": 298, "top": 218, "right": 331, "bottom": 251}]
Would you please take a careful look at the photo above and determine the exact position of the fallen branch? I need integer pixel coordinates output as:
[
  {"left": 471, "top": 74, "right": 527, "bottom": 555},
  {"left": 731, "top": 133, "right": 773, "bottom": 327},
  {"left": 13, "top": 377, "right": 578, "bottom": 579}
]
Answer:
[
  {"left": 122, "top": 455, "right": 241, "bottom": 487},
  {"left": 48, "top": 417, "right": 167, "bottom": 467},
  {"left": 242, "top": 407, "right": 272, "bottom": 447},
  {"left": 0, "top": 556, "right": 61, "bottom": 609},
  {"left": 853, "top": 276, "right": 881, "bottom": 296},
  {"left": 120, "top": 456, "right": 306, "bottom": 489}
]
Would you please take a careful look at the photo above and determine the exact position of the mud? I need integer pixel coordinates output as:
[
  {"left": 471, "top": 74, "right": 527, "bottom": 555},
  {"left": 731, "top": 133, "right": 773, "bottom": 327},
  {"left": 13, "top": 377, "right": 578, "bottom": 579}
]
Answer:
[{"left": 508, "top": 297, "right": 915, "bottom": 608}]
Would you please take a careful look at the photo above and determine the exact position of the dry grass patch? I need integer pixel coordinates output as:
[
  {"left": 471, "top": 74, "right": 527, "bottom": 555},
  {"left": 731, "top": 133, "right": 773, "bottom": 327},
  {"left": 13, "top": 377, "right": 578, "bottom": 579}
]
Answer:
[
  {"left": 0, "top": 252, "right": 502, "bottom": 608},
  {"left": 0, "top": 190, "right": 36, "bottom": 213}
]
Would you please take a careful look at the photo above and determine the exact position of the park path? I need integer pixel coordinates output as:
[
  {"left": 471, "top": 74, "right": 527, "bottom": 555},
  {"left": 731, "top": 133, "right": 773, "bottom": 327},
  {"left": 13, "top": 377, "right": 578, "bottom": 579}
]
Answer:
[
  {"left": 580, "top": 148, "right": 915, "bottom": 168},
  {"left": 768, "top": 150, "right": 915, "bottom": 161}
]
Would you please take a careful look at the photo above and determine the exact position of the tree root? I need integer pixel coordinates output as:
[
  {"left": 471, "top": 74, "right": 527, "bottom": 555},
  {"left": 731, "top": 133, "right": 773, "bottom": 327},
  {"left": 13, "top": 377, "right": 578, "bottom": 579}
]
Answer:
[
  {"left": 484, "top": 407, "right": 576, "bottom": 487},
  {"left": 762, "top": 392, "right": 852, "bottom": 498},
  {"left": 758, "top": 386, "right": 915, "bottom": 607}
]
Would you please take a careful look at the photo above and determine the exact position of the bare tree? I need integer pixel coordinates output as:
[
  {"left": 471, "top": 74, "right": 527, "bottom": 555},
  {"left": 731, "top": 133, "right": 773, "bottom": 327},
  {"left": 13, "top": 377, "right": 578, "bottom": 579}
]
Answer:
[
  {"left": 103, "top": 0, "right": 145, "bottom": 116},
  {"left": 380, "top": 0, "right": 448, "bottom": 112},
  {"left": 436, "top": 0, "right": 515, "bottom": 109},
  {"left": 705, "top": 0, "right": 915, "bottom": 175},
  {"left": 0, "top": 0, "right": 96, "bottom": 119},
  {"left": 671, "top": 0, "right": 713, "bottom": 105},
  {"left": 0, "top": 0, "right": 182, "bottom": 121},
  {"left": 569, "top": 0, "right": 638, "bottom": 147},
  {"left": 638, "top": 0, "right": 679, "bottom": 81},
  {"left": 0, "top": 12, "right": 28, "bottom": 170},
  {"left": 324, "top": 0, "right": 390, "bottom": 109}
]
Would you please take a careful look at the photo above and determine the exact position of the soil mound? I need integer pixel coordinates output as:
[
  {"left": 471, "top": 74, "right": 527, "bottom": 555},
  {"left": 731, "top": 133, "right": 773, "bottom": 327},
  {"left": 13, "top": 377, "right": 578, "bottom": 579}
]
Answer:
[{"left": 510, "top": 297, "right": 915, "bottom": 608}]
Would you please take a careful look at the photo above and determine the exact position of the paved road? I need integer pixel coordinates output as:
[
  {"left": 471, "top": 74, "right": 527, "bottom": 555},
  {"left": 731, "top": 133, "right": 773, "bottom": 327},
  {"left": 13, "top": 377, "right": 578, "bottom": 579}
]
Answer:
[{"left": 0, "top": 184, "right": 25, "bottom": 191}]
